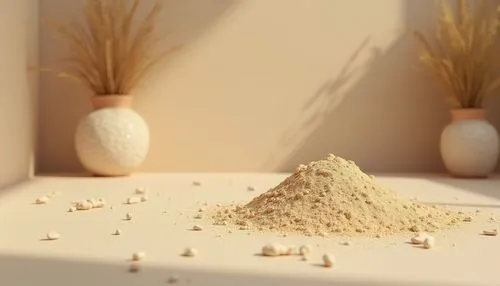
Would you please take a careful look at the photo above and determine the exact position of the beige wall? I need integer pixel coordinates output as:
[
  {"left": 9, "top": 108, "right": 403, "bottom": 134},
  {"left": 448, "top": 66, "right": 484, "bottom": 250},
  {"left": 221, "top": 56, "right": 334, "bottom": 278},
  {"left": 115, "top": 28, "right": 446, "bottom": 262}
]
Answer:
[
  {"left": 0, "top": 0, "right": 38, "bottom": 188},
  {"left": 37, "top": 0, "right": 500, "bottom": 174}
]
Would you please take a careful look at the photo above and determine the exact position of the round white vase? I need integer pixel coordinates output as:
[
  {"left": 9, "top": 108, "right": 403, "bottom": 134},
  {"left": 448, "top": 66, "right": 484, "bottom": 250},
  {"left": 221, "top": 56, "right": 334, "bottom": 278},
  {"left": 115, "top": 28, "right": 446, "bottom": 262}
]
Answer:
[
  {"left": 74, "top": 96, "right": 150, "bottom": 177},
  {"left": 440, "top": 109, "right": 499, "bottom": 178}
]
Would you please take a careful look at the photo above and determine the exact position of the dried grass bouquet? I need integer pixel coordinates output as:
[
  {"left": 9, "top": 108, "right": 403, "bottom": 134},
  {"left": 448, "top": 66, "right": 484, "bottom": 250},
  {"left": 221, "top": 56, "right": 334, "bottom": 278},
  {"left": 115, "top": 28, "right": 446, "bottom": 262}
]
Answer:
[
  {"left": 414, "top": 0, "right": 500, "bottom": 108},
  {"left": 44, "top": 0, "right": 173, "bottom": 96}
]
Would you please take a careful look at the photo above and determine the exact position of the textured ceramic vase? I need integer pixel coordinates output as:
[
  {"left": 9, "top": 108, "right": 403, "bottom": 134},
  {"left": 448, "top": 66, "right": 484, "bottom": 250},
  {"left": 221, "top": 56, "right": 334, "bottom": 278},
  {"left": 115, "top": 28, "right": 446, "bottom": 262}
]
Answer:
[
  {"left": 74, "top": 95, "right": 150, "bottom": 177},
  {"left": 440, "top": 108, "right": 499, "bottom": 178}
]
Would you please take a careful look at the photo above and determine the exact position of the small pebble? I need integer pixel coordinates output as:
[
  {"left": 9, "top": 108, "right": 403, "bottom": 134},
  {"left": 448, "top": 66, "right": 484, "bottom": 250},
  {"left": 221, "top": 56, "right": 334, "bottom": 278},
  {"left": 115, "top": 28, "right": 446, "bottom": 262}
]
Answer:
[
  {"left": 182, "top": 247, "right": 198, "bottom": 257},
  {"left": 247, "top": 186, "right": 255, "bottom": 191},
  {"left": 482, "top": 229, "right": 498, "bottom": 236},
  {"left": 192, "top": 225, "right": 203, "bottom": 231},
  {"left": 262, "top": 243, "right": 287, "bottom": 257},
  {"left": 299, "top": 245, "right": 312, "bottom": 255},
  {"left": 132, "top": 252, "right": 146, "bottom": 261},
  {"left": 194, "top": 214, "right": 203, "bottom": 219},
  {"left": 192, "top": 181, "right": 201, "bottom": 186},
  {"left": 93, "top": 198, "right": 106, "bottom": 208},
  {"left": 35, "top": 196, "right": 50, "bottom": 204},
  {"left": 463, "top": 216, "right": 473, "bottom": 222},
  {"left": 126, "top": 196, "right": 141, "bottom": 204},
  {"left": 113, "top": 229, "right": 122, "bottom": 235},
  {"left": 301, "top": 255, "right": 309, "bottom": 261},
  {"left": 198, "top": 208, "right": 205, "bottom": 213},
  {"left": 135, "top": 187, "right": 147, "bottom": 195},
  {"left": 140, "top": 195, "right": 148, "bottom": 202},
  {"left": 76, "top": 201, "right": 93, "bottom": 211},
  {"left": 46, "top": 231, "right": 60, "bottom": 240},
  {"left": 410, "top": 233, "right": 429, "bottom": 245},
  {"left": 86, "top": 198, "right": 97, "bottom": 207},
  {"left": 125, "top": 213, "right": 133, "bottom": 220},
  {"left": 284, "top": 245, "right": 296, "bottom": 256},
  {"left": 68, "top": 207, "right": 76, "bottom": 212},
  {"left": 423, "top": 237, "right": 435, "bottom": 249},
  {"left": 322, "top": 253, "right": 335, "bottom": 268},
  {"left": 341, "top": 241, "right": 351, "bottom": 246}
]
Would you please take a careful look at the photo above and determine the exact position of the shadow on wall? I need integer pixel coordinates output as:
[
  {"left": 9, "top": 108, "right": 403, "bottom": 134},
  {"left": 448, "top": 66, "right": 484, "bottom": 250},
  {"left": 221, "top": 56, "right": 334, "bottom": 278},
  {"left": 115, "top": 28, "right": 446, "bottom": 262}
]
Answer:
[
  {"left": 36, "top": 0, "right": 239, "bottom": 173},
  {"left": 0, "top": 253, "right": 471, "bottom": 286},
  {"left": 264, "top": 0, "right": 451, "bottom": 173}
]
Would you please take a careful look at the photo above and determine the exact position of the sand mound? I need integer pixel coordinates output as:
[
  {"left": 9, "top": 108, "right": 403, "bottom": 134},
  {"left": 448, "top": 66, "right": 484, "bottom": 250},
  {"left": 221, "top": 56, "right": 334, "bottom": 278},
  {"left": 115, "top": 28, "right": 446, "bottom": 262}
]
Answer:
[{"left": 212, "top": 154, "right": 468, "bottom": 237}]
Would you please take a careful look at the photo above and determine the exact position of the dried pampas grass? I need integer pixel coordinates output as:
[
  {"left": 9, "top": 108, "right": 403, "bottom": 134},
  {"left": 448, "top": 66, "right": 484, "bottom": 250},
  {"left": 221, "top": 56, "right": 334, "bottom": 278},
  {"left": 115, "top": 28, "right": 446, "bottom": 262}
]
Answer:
[
  {"left": 414, "top": 0, "right": 500, "bottom": 108},
  {"left": 45, "top": 0, "right": 174, "bottom": 96}
]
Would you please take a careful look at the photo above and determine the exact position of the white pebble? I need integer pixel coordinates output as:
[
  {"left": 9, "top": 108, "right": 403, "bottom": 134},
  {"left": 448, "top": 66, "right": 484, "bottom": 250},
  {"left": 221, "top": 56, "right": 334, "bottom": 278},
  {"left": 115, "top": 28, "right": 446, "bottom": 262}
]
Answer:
[
  {"left": 262, "top": 243, "right": 287, "bottom": 257},
  {"left": 132, "top": 252, "right": 146, "bottom": 261},
  {"left": 192, "top": 225, "right": 203, "bottom": 231},
  {"left": 113, "top": 229, "right": 122, "bottom": 235},
  {"left": 299, "top": 245, "right": 312, "bottom": 255},
  {"left": 140, "top": 195, "right": 148, "bottom": 202},
  {"left": 76, "top": 201, "right": 93, "bottom": 211},
  {"left": 46, "top": 231, "right": 60, "bottom": 240},
  {"left": 322, "top": 253, "right": 335, "bottom": 268},
  {"left": 410, "top": 233, "right": 430, "bottom": 245},
  {"left": 86, "top": 198, "right": 97, "bottom": 207},
  {"left": 423, "top": 237, "right": 435, "bottom": 249},
  {"left": 35, "top": 196, "right": 50, "bottom": 204},
  {"left": 125, "top": 213, "right": 133, "bottom": 220},
  {"left": 482, "top": 229, "right": 498, "bottom": 236},
  {"left": 126, "top": 196, "right": 141, "bottom": 204},
  {"left": 284, "top": 245, "right": 296, "bottom": 256},
  {"left": 182, "top": 247, "right": 198, "bottom": 257},
  {"left": 93, "top": 198, "right": 106, "bottom": 208},
  {"left": 135, "top": 187, "right": 147, "bottom": 195},
  {"left": 247, "top": 186, "right": 256, "bottom": 191}
]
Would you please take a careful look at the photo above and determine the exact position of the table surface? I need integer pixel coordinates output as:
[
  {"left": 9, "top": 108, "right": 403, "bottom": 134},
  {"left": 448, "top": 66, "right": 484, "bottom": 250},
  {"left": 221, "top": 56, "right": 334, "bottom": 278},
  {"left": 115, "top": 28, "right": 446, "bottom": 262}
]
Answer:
[{"left": 0, "top": 173, "right": 499, "bottom": 286}]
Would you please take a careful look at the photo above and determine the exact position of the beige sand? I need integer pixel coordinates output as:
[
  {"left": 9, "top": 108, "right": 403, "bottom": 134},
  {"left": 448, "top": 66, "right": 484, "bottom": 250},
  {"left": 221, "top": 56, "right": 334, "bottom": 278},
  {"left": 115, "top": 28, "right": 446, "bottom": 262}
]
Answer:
[{"left": 212, "top": 154, "right": 469, "bottom": 237}]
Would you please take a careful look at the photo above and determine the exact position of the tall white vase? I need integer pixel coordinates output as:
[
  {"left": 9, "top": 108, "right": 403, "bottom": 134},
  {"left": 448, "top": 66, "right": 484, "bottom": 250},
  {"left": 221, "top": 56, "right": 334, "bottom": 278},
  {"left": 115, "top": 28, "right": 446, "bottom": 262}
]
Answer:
[
  {"left": 440, "top": 109, "right": 499, "bottom": 178},
  {"left": 74, "top": 95, "right": 150, "bottom": 177}
]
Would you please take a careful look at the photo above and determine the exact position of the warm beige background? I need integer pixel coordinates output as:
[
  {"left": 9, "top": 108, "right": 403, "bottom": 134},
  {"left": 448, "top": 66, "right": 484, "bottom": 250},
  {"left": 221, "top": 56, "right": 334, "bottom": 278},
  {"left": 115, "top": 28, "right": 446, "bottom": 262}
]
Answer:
[
  {"left": 37, "top": 0, "right": 500, "bottom": 174},
  {"left": 0, "top": 0, "right": 38, "bottom": 188}
]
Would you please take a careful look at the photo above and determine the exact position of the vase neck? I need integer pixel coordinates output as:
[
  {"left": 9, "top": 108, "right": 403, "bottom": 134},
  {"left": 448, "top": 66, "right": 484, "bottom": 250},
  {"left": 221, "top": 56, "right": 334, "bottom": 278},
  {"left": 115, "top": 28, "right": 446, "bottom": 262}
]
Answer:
[
  {"left": 450, "top": 108, "right": 485, "bottom": 121},
  {"left": 91, "top": 95, "right": 133, "bottom": 110}
]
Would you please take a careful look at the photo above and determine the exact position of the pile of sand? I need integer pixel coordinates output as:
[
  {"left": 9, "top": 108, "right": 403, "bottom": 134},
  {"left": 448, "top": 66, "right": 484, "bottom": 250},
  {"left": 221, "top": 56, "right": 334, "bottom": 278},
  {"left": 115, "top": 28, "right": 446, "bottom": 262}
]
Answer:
[{"left": 212, "top": 154, "right": 468, "bottom": 237}]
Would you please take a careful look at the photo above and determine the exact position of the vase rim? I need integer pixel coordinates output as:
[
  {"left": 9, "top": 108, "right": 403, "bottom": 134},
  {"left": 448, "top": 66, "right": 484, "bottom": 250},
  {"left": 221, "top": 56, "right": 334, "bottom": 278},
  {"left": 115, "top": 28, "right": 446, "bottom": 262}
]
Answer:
[
  {"left": 91, "top": 95, "right": 133, "bottom": 110},
  {"left": 450, "top": 108, "right": 485, "bottom": 120}
]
